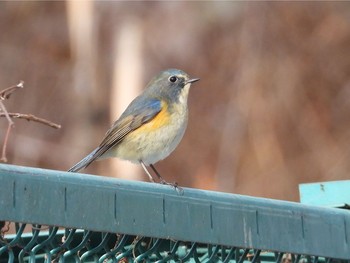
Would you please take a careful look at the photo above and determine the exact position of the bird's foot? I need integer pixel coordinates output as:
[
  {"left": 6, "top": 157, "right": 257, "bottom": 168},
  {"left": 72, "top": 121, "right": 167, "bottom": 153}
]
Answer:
[{"left": 160, "top": 179, "right": 184, "bottom": 195}]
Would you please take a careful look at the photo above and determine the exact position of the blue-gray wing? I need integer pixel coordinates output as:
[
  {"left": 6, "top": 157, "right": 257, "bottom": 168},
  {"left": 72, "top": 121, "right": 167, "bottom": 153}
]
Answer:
[{"left": 68, "top": 98, "right": 161, "bottom": 172}]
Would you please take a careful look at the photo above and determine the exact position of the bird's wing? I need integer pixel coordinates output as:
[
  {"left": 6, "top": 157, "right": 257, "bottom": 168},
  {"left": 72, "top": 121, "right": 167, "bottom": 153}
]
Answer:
[
  {"left": 98, "top": 98, "right": 162, "bottom": 155},
  {"left": 68, "top": 98, "right": 162, "bottom": 172}
]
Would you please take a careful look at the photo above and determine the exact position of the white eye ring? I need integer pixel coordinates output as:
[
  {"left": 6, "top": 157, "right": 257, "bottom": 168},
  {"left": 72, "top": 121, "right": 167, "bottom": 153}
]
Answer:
[{"left": 168, "top": 76, "right": 178, "bottom": 83}]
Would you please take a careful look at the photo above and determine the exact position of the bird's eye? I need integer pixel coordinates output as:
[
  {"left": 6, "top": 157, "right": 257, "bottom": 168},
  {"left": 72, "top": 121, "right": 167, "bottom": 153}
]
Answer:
[{"left": 169, "top": 76, "right": 177, "bottom": 83}]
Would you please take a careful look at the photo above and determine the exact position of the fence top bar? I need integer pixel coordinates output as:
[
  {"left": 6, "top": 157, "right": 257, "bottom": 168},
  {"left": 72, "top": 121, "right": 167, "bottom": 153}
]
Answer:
[{"left": 0, "top": 164, "right": 349, "bottom": 259}]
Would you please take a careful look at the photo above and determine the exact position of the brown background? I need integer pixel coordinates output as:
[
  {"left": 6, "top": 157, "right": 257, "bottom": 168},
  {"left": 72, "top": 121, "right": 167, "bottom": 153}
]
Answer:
[{"left": 1, "top": 2, "right": 350, "bottom": 201}]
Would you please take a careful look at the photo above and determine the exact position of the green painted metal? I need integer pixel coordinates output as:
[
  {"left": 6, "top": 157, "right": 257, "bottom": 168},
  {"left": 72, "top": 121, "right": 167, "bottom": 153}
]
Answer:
[
  {"left": 299, "top": 180, "right": 350, "bottom": 208},
  {"left": 0, "top": 164, "right": 350, "bottom": 261}
]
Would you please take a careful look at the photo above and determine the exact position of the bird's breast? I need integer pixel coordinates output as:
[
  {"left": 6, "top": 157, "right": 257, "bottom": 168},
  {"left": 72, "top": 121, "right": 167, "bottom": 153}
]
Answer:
[{"left": 112, "top": 100, "right": 189, "bottom": 165}]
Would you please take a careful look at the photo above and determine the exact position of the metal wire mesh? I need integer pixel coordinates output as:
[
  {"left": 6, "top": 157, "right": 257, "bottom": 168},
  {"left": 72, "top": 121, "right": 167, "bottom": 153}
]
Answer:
[{"left": 0, "top": 223, "right": 340, "bottom": 263}]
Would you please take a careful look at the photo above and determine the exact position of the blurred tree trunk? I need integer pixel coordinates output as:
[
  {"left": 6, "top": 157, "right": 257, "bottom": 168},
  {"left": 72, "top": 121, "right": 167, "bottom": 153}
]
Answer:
[
  {"left": 66, "top": 1, "right": 102, "bottom": 170},
  {"left": 108, "top": 18, "right": 143, "bottom": 180}
]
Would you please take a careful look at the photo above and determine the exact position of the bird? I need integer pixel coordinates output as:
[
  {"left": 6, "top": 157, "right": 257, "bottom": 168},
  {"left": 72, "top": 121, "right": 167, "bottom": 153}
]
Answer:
[{"left": 68, "top": 68, "right": 199, "bottom": 187}]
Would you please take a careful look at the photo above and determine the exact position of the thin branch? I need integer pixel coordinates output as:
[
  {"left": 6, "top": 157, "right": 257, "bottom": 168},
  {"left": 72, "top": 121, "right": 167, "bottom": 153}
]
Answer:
[
  {"left": 0, "top": 80, "right": 24, "bottom": 100},
  {"left": 1, "top": 125, "right": 12, "bottom": 162},
  {"left": 0, "top": 113, "right": 61, "bottom": 129},
  {"left": 0, "top": 101, "right": 14, "bottom": 162},
  {"left": 0, "top": 81, "right": 61, "bottom": 162},
  {"left": 0, "top": 81, "right": 20, "bottom": 162},
  {"left": 0, "top": 101, "right": 14, "bottom": 125}
]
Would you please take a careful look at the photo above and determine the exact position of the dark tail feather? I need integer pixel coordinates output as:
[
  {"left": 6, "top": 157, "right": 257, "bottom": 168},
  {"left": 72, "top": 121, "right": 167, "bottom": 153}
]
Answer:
[{"left": 68, "top": 148, "right": 99, "bottom": 172}]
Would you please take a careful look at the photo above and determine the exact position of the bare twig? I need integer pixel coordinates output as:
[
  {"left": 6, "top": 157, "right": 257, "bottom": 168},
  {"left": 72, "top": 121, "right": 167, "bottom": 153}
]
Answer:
[
  {"left": 0, "top": 101, "right": 14, "bottom": 162},
  {"left": 0, "top": 81, "right": 61, "bottom": 162},
  {"left": 0, "top": 80, "right": 24, "bottom": 100},
  {"left": 0, "top": 101, "right": 14, "bottom": 125},
  {"left": 0, "top": 113, "right": 61, "bottom": 129}
]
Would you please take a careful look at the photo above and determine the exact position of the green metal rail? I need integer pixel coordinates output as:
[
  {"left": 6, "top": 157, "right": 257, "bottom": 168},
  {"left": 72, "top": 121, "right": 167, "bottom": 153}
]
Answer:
[{"left": 0, "top": 164, "right": 349, "bottom": 262}]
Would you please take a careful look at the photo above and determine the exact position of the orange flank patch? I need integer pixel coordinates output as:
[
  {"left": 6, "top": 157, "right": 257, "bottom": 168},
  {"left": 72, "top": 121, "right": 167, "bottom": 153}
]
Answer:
[{"left": 137, "top": 100, "right": 171, "bottom": 132}]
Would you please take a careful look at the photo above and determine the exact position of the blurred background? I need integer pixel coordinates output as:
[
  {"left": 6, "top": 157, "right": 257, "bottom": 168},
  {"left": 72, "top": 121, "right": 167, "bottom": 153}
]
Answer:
[{"left": 0, "top": 1, "right": 350, "bottom": 201}]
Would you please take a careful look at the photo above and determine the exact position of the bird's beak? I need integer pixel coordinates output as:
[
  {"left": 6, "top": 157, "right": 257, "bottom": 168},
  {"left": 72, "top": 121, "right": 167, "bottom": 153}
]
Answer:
[{"left": 186, "top": 78, "right": 200, "bottom": 84}]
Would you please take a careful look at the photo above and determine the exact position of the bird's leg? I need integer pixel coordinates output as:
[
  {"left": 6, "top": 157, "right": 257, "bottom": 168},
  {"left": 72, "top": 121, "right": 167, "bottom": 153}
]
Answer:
[
  {"left": 149, "top": 164, "right": 166, "bottom": 182},
  {"left": 140, "top": 161, "right": 183, "bottom": 194},
  {"left": 150, "top": 164, "right": 181, "bottom": 190},
  {"left": 140, "top": 161, "right": 156, "bottom": 183}
]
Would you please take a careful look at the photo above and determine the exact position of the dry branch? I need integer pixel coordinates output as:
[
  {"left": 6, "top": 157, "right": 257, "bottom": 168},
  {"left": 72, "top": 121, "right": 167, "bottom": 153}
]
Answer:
[
  {"left": 0, "top": 81, "right": 61, "bottom": 162},
  {"left": 0, "top": 113, "right": 61, "bottom": 129},
  {"left": 0, "top": 81, "right": 24, "bottom": 100},
  {"left": 0, "top": 98, "right": 15, "bottom": 162}
]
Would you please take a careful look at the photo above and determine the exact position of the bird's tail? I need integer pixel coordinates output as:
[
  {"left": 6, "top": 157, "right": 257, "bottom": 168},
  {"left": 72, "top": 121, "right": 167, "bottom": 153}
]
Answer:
[{"left": 68, "top": 148, "right": 99, "bottom": 172}]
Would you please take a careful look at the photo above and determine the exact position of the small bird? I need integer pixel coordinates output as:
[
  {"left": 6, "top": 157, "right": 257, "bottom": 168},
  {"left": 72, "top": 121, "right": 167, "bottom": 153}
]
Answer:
[{"left": 68, "top": 69, "right": 199, "bottom": 187}]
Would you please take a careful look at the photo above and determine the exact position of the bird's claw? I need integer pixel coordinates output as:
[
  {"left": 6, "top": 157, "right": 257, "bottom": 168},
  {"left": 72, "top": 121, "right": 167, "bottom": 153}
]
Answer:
[{"left": 160, "top": 180, "right": 184, "bottom": 195}]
